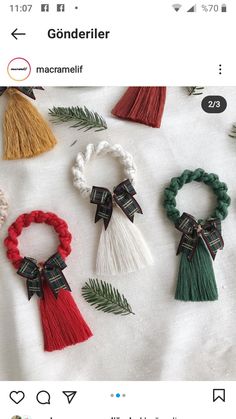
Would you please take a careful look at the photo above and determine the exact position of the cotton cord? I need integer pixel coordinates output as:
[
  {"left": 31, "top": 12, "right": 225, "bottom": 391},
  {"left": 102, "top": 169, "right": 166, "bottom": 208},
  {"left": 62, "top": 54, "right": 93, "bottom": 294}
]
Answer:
[
  {"left": 72, "top": 141, "right": 136, "bottom": 199},
  {"left": 3, "top": 87, "right": 57, "bottom": 160},
  {"left": 4, "top": 210, "right": 92, "bottom": 352},
  {"left": 0, "top": 189, "right": 8, "bottom": 229},
  {"left": 4, "top": 211, "right": 72, "bottom": 269},
  {"left": 163, "top": 168, "right": 230, "bottom": 302},
  {"left": 163, "top": 168, "right": 231, "bottom": 223},
  {"left": 72, "top": 140, "right": 153, "bottom": 275}
]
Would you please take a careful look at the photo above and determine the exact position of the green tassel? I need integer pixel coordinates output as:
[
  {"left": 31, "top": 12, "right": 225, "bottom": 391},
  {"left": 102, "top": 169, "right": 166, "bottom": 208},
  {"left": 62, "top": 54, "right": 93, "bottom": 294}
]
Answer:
[{"left": 175, "top": 238, "right": 218, "bottom": 301}]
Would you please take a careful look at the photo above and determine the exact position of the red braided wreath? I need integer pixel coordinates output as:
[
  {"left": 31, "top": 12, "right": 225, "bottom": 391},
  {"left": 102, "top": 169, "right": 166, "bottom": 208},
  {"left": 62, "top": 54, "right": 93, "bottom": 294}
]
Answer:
[
  {"left": 4, "top": 210, "right": 72, "bottom": 269},
  {"left": 4, "top": 210, "right": 92, "bottom": 352}
]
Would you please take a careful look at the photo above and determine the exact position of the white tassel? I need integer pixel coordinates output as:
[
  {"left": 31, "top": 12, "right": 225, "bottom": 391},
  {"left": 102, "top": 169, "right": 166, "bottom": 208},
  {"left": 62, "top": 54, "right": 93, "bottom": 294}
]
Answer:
[{"left": 96, "top": 206, "right": 153, "bottom": 275}]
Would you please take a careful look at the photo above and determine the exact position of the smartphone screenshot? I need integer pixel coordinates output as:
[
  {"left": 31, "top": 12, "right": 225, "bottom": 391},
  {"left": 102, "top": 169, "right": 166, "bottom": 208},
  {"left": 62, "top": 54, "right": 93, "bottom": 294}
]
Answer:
[{"left": 0, "top": 1, "right": 236, "bottom": 418}]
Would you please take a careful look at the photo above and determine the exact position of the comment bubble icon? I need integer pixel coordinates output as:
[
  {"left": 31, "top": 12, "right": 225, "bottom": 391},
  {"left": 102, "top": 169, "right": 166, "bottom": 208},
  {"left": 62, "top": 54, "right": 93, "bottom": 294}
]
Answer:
[{"left": 36, "top": 390, "right": 51, "bottom": 405}]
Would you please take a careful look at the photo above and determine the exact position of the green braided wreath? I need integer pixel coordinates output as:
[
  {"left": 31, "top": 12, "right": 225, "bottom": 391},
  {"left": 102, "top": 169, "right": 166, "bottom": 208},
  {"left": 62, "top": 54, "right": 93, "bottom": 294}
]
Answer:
[
  {"left": 163, "top": 168, "right": 231, "bottom": 223},
  {"left": 163, "top": 168, "right": 231, "bottom": 302}
]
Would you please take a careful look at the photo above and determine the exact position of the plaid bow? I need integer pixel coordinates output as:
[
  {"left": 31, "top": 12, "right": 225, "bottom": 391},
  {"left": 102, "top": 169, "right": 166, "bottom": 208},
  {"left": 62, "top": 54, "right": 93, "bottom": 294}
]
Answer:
[
  {"left": 175, "top": 212, "right": 224, "bottom": 261},
  {"left": 90, "top": 179, "right": 143, "bottom": 230},
  {"left": 17, "top": 252, "right": 71, "bottom": 300},
  {"left": 0, "top": 86, "right": 44, "bottom": 100}
]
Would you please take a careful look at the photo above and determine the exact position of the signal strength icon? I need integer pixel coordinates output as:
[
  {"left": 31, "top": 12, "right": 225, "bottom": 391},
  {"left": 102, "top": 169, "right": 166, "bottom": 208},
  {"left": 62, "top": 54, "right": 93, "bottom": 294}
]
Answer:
[
  {"left": 172, "top": 3, "right": 182, "bottom": 12},
  {"left": 187, "top": 4, "right": 197, "bottom": 12}
]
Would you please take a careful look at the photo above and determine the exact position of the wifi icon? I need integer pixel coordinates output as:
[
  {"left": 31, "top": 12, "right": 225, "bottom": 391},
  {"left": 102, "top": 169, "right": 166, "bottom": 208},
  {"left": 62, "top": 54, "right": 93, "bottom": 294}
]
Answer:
[{"left": 172, "top": 3, "right": 182, "bottom": 11}]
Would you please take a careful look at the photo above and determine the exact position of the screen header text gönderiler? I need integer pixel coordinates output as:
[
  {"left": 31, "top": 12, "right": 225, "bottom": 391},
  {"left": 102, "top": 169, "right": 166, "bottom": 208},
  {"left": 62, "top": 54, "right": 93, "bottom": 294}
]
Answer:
[{"left": 47, "top": 28, "right": 111, "bottom": 39}]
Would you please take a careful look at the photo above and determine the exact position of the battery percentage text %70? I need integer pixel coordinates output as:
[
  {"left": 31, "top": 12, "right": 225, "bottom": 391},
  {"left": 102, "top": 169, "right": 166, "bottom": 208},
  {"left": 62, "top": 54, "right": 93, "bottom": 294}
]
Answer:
[{"left": 202, "top": 4, "right": 220, "bottom": 12}]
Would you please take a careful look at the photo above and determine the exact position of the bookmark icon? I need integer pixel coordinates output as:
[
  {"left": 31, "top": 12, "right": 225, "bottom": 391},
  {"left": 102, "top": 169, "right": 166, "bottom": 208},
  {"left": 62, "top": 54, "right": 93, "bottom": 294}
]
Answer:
[{"left": 213, "top": 389, "right": 225, "bottom": 402}]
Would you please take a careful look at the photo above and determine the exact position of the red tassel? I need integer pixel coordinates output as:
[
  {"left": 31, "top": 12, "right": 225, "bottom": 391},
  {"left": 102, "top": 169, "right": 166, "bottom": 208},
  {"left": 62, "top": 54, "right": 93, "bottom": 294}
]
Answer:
[
  {"left": 112, "top": 87, "right": 166, "bottom": 128},
  {"left": 40, "top": 282, "right": 92, "bottom": 352}
]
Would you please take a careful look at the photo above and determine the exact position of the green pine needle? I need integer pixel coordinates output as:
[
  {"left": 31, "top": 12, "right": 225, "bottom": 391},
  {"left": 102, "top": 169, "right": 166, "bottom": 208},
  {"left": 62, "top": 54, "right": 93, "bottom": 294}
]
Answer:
[
  {"left": 82, "top": 278, "right": 135, "bottom": 316},
  {"left": 186, "top": 86, "right": 205, "bottom": 96},
  {"left": 229, "top": 124, "right": 236, "bottom": 138},
  {"left": 48, "top": 106, "right": 107, "bottom": 132}
]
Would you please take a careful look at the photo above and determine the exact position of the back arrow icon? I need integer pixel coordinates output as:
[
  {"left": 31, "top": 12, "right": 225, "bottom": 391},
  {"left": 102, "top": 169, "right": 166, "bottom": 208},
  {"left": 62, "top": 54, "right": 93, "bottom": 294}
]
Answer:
[{"left": 11, "top": 28, "right": 26, "bottom": 40}]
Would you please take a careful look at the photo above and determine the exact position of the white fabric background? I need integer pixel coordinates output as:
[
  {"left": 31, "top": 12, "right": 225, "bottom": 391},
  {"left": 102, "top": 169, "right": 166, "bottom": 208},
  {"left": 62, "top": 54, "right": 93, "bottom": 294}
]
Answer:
[{"left": 0, "top": 86, "right": 236, "bottom": 381}]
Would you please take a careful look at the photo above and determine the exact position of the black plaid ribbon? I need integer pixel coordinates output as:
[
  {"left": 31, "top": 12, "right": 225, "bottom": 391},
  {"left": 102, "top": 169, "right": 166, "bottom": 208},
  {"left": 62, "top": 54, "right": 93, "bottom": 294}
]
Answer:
[
  {"left": 17, "top": 252, "right": 71, "bottom": 300},
  {"left": 0, "top": 86, "right": 44, "bottom": 100},
  {"left": 175, "top": 212, "right": 224, "bottom": 261},
  {"left": 90, "top": 179, "right": 143, "bottom": 230}
]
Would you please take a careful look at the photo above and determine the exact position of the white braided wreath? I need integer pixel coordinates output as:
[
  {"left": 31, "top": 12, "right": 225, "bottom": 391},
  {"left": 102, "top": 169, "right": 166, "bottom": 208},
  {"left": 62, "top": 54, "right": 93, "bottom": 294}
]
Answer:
[
  {"left": 0, "top": 189, "right": 8, "bottom": 229},
  {"left": 72, "top": 141, "right": 136, "bottom": 199}
]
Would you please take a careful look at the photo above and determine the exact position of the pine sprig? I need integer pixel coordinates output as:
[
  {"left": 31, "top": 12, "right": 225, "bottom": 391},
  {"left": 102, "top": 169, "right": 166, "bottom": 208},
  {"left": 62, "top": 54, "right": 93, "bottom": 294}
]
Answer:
[
  {"left": 82, "top": 278, "right": 135, "bottom": 316},
  {"left": 48, "top": 106, "right": 107, "bottom": 132},
  {"left": 186, "top": 86, "right": 205, "bottom": 96}
]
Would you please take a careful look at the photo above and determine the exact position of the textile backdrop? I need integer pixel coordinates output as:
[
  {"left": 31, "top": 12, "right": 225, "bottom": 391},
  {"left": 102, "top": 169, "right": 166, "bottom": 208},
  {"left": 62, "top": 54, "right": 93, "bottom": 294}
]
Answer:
[{"left": 0, "top": 86, "right": 236, "bottom": 381}]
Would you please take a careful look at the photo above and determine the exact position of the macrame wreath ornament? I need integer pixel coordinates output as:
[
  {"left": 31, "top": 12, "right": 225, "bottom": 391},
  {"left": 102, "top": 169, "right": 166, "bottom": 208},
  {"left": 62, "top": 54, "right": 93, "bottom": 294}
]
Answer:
[
  {"left": 163, "top": 169, "right": 230, "bottom": 302},
  {"left": 72, "top": 141, "right": 153, "bottom": 275},
  {"left": 0, "top": 87, "right": 57, "bottom": 160},
  {"left": 4, "top": 211, "right": 92, "bottom": 351}
]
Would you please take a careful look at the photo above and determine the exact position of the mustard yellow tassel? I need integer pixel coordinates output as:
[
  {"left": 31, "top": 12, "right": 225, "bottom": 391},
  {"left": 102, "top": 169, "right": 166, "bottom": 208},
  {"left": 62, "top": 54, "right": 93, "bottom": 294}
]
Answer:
[{"left": 3, "top": 88, "right": 57, "bottom": 160}]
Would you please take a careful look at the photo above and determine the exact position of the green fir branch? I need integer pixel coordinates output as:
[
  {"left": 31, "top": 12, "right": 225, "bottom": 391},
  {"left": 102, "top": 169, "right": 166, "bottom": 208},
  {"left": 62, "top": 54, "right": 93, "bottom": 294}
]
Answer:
[
  {"left": 82, "top": 278, "right": 135, "bottom": 316},
  {"left": 229, "top": 124, "right": 236, "bottom": 138},
  {"left": 186, "top": 86, "right": 205, "bottom": 96},
  {"left": 48, "top": 106, "right": 107, "bottom": 132}
]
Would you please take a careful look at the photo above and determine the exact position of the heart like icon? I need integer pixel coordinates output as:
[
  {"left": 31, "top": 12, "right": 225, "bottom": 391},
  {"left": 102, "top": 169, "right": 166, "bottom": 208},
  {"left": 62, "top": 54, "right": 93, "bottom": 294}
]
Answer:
[{"left": 9, "top": 391, "right": 25, "bottom": 404}]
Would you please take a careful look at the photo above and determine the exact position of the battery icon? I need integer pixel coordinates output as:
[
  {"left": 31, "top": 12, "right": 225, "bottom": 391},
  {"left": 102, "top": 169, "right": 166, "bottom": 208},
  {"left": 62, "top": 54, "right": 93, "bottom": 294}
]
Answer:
[{"left": 221, "top": 4, "right": 227, "bottom": 12}]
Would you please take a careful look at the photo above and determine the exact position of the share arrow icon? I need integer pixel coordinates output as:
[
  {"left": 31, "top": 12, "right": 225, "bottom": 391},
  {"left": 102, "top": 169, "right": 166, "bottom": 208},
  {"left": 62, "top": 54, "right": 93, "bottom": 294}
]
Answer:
[{"left": 62, "top": 391, "right": 77, "bottom": 404}]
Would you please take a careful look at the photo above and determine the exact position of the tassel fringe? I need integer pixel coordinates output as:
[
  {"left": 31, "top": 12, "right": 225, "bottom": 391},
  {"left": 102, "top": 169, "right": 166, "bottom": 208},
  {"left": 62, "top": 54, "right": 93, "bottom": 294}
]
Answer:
[
  {"left": 40, "top": 282, "right": 92, "bottom": 352},
  {"left": 3, "top": 88, "right": 57, "bottom": 160},
  {"left": 96, "top": 207, "right": 153, "bottom": 275},
  {"left": 175, "top": 239, "right": 218, "bottom": 302},
  {"left": 112, "top": 87, "right": 166, "bottom": 128}
]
